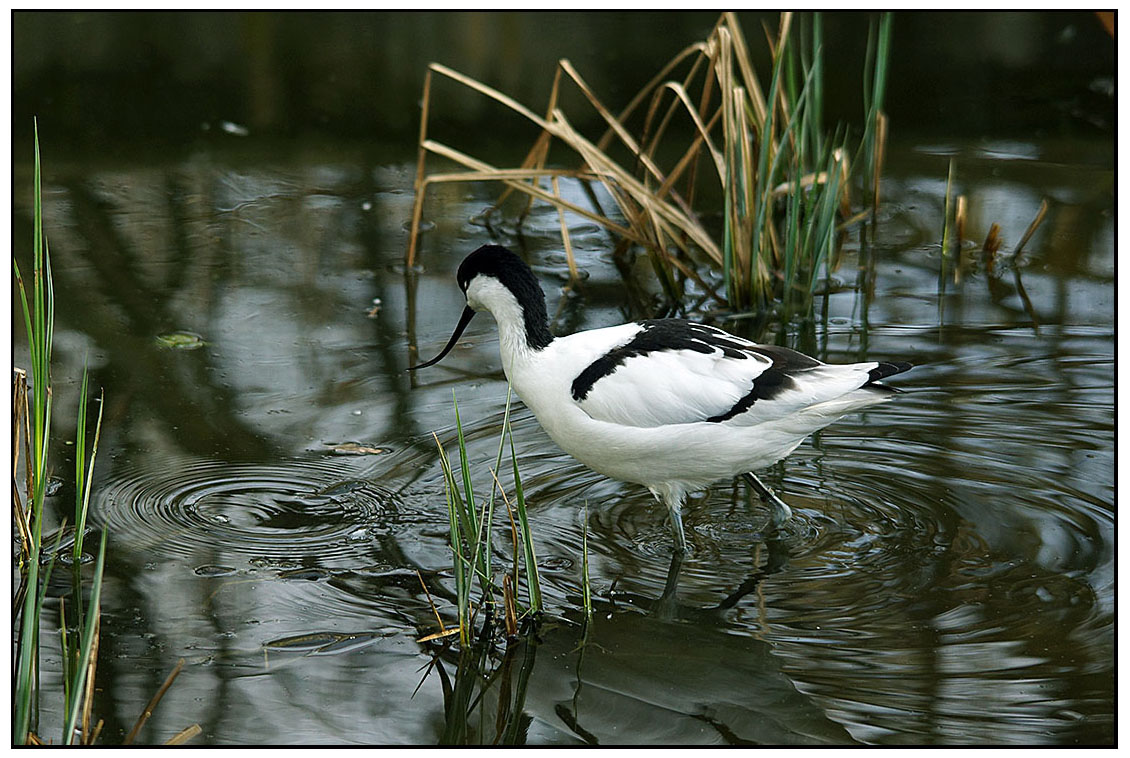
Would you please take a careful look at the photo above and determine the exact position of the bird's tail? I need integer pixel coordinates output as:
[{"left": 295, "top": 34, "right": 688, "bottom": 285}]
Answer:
[{"left": 863, "top": 361, "right": 913, "bottom": 393}]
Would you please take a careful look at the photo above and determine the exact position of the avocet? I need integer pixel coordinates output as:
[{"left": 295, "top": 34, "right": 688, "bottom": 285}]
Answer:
[{"left": 412, "top": 245, "right": 911, "bottom": 552}]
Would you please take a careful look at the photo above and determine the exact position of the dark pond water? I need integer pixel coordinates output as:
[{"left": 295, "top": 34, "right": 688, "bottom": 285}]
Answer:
[{"left": 12, "top": 131, "right": 1113, "bottom": 745}]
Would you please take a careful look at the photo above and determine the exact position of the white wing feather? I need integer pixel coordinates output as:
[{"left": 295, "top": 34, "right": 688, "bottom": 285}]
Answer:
[{"left": 563, "top": 324, "right": 883, "bottom": 429}]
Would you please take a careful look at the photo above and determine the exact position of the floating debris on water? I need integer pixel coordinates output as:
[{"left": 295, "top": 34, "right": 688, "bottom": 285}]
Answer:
[
  {"left": 194, "top": 565, "right": 238, "bottom": 577},
  {"left": 264, "top": 630, "right": 394, "bottom": 655},
  {"left": 220, "top": 120, "right": 250, "bottom": 136},
  {"left": 156, "top": 331, "right": 207, "bottom": 350},
  {"left": 316, "top": 479, "right": 372, "bottom": 498},
  {"left": 325, "top": 441, "right": 390, "bottom": 456},
  {"left": 278, "top": 567, "right": 333, "bottom": 581}
]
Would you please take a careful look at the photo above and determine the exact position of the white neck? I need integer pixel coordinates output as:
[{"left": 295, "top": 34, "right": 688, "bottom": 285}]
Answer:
[{"left": 466, "top": 277, "right": 544, "bottom": 375}]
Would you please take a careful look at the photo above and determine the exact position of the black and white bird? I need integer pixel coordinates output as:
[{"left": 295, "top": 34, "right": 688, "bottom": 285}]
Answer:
[{"left": 412, "top": 244, "right": 911, "bottom": 552}]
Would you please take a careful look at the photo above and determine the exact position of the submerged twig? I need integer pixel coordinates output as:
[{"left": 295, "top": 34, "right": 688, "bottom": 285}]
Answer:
[
  {"left": 1013, "top": 198, "right": 1050, "bottom": 259},
  {"left": 954, "top": 195, "right": 967, "bottom": 284},
  {"left": 164, "top": 724, "right": 203, "bottom": 746},
  {"left": 982, "top": 222, "right": 1002, "bottom": 274},
  {"left": 416, "top": 569, "right": 447, "bottom": 635},
  {"left": 123, "top": 658, "right": 186, "bottom": 745}
]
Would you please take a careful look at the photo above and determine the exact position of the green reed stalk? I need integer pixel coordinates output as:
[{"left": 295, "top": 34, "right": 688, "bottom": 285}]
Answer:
[
  {"left": 436, "top": 442, "right": 469, "bottom": 643},
  {"left": 15, "top": 123, "right": 111, "bottom": 746},
  {"left": 435, "top": 417, "right": 472, "bottom": 646},
  {"left": 73, "top": 370, "right": 104, "bottom": 562},
  {"left": 938, "top": 158, "right": 956, "bottom": 322},
  {"left": 452, "top": 397, "right": 479, "bottom": 554},
  {"left": 860, "top": 12, "right": 893, "bottom": 200},
  {"left": 808, "top": 13, "right": 825, "bottom": 162},
  {"left": 493, "top": 385, "right": 541, "bottom": 614},
  {"left": 438, "top": 389, "right": 542, "bottom": 646},
  {"left": 506, "top": 415, "right": 541, "bottom": 614},
  {"left": 13, "top": 120, "right": 53, "bottom": 744},
  {"left": 14, "top": 123, "right": 109, "bottom": 745},
  {"left": 62, "top": 532, "right": 107, "bottom": 744},
  {"left": 721, "top": 159, "right": 736, "bottom": 306},
  {"left": 746, "top": 31, "right": 787, "bottom": 305},
  {"left": 803, "top": 144, "right": 846, "bottom": 295}
]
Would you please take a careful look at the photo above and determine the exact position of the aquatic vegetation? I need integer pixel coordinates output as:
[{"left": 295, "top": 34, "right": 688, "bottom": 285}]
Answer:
[
  {"left": 12, "top": 123, "right": 108, "bottom": 745},
  {"left": 13, "top": 124, "right": 199, "bottom": 747},
  {"left": 432, "top": 387, "right": 542, "bottom": 648},
  {"left": 429, "top": 630, "right": 540, "bottom": 745},
  {"left": 407, "top": 12, "right": 893, "bottom": 317},
  {"left": 936, "top": 159, "right": 1050, "bottom": 328},
  {"left": 424, "top": 392, "right": 554, "bottom": 744}
]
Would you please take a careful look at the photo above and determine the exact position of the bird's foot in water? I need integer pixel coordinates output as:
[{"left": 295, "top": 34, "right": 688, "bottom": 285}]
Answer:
[{"left": 742, "top": 472, "right": 793, "bottom": 533}]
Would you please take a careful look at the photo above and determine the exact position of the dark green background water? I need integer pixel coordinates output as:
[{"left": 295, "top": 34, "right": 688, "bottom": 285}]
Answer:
[
  {"left": 14, "top": 11, "right": 1113, "bottom": 150},
  {"left": 12, "top": 11, "right": 1114, "bottom": 746}
]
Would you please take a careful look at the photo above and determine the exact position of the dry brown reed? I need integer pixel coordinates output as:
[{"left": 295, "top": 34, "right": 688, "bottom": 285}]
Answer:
[{"left": 407, "top": 12, "right": 891, "bottom": 312}]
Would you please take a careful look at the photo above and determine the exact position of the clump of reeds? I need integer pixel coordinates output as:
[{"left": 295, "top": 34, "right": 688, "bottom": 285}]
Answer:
[
  {"left": 13, "top": 122, "right": 108, "bottom": 746},
  {"left": 431, "top": 387, "right": 541, "bottom": 648},
  {"left": 407, "top": 12, "right": 892, "bottom": 316},
  {"left": 14, "top": 124, "right": 200, "bottom": 747}
]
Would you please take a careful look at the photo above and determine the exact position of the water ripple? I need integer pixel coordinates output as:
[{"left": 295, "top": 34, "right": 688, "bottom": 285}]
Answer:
[{"left": 94, "top": 457, "right": 400, "bottom": 565}]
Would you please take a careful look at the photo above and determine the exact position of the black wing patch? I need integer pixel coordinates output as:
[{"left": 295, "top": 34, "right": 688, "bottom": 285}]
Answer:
[
  {"left": 745, "top": 343, "right": 822, "bottom": 371},
  {"left": 705, "top": 343, "right": 833, "bottom": 422},
  {"left": 570, "top": 320, "right": 754, "bottom": 402},
  {"left": 705, "top": 367, "right": 791, "bottom": 422},
  {"left": 867, "top": 361, "right": 913, "bottom": 383}
]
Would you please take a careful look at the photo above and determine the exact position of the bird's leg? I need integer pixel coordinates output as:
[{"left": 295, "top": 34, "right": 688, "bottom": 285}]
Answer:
[
  {"left": 667, "top": 500, "right": 688, "bottom": 553},
  {"left": 653, "top": 550, "right": 684, "bottom": 620},
  {"left": 651, "top": 487, "right": 688, "bottom": 553},
  {"left": 742, "top": 472, "right": 793, "bottom": 528}
]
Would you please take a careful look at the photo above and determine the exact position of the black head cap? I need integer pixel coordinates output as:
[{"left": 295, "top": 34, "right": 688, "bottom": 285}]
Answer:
[{"left": 458, "top": 245, "right": 553, "bottom": 349}]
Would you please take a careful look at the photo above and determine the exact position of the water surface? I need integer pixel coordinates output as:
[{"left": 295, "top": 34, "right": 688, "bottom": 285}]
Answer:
[{"left": 13, "top": 136, "right": 1113, "bottom": 745}]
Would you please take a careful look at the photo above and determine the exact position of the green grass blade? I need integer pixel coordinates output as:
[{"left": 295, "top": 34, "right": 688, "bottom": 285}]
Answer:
[
  {"left": 810, "top": 13, "right": 825, "bottom": 161},
  {"left": 438, "top": 438, "right": 470, "bottom": 646},
  {"left": 581, "top": 504, "right": 592, "bottom": 625},
  {"left": 76, "top": 390, "right": 104, "bottom": 559},
  {"left": 14, "top": 559, "right": 40, "bottom": 743},
  {"left": 74, "top": 370, "right": 90, "bottom": 559},
  {"left": 63, "top": 532, "right": 107, "bottom": 744},
  {"left": 860, "top": 12, "right": 893, "bottom": 197},
  {"left": 872, "top": 13, "right": 893, "bottom": 117},
  {"left": 748, "top": 28, "right": 790, "bottom": 300},
  {"left": 451, "top": 394, "right": 479, "bottom": 550},
  {"left": 721, "top": 166, "right": 735, "bottom": 304},
  {"left": 13, "top": 259, "right": 35, "bottom": 378},
  {"left": 507, "top": 422, "right": 541, "bottom": 613}
]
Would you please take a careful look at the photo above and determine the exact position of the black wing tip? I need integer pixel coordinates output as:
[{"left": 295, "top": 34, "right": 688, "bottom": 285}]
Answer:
[
  {"left": 864, "top": 361, "right": 913, "bottom": 393},
  {"left": 867, "top": 361, "right": 912, "bottom": 383}
]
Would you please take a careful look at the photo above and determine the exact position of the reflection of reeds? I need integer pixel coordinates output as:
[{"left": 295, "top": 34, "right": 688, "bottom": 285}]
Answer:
[
  {"left": 433, "top": 633, "right": 539, "bottom": 745},
  {"left": 941, "top": 160, "right": 1051, "bottom": 332},
  {"left": 408, "top": 12, "right": 892, "bottom": 314}
]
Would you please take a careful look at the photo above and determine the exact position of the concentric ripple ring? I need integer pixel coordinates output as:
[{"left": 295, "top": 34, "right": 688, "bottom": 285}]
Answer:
[{"left": 94, "top": 457, "right": 398, "bottom": 564}]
